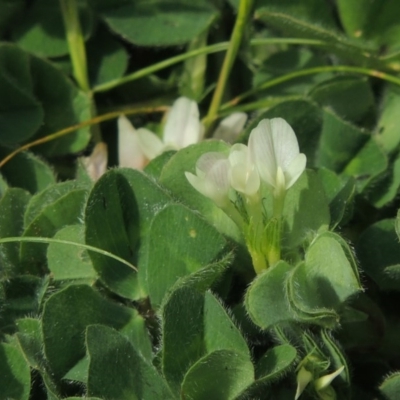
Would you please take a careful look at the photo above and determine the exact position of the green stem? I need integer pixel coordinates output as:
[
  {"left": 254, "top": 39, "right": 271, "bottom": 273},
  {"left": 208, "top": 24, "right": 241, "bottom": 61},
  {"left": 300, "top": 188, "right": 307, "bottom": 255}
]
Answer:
[
  {"left": 221, "top": 65, "right": 400, "bottom": 109},
  {"left": 263, "top": 191, "right": 286, "bottom": 267},
  {"left": 59, "top": 0, "right": 90, "bottom": 92},
  {"left": 246, "top": 194, "right": 267, "bottom": 274},
  {"left": 204, "top": 0, "right": 254, "bottom": 131},
  {"left": 222, "top": 200, "right": 246, "bottom": 232},
  {"left": 0, "top": 236, "right": 137, "bottom": 271},
  {"left": 92, "top": 38, "right": 328, "bottom": 93},
  {"left": 217, "top": 95, "right": 303, "bottom": 117}
]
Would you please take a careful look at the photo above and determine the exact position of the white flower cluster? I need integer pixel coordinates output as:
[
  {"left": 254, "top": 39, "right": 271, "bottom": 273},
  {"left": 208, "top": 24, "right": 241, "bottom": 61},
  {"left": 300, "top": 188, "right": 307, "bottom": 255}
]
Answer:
[
  {"left": 185, "top": 117, "right": 306, "bottom": 205},
  {"left": 185, "top": 117, "right": 306, "bottom": 273},
  {"left": 118, "top": 97, "right": 247, "bottom": 170}
]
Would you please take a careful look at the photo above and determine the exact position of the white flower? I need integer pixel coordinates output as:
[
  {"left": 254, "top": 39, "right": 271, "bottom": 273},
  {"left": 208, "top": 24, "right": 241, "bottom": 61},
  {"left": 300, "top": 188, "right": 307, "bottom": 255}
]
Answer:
[
  {"left": 249, "top": 118, "right": 306, "bottom": 197},
  {"left": 81, "top": 142, "right": 108, "bottom": 181},
  {"left": 118, "top": 96, "right": 204, "bottom": 169},
  {"left": 163, "top": 96, "right": 204, "bottom": 149},
  {"left": 185, "top": 152, "right": 231, "bottom": 207},
  {"left": 314, "top": 365, "right": 344, "bottom": 393},
  {"left": 295, "top": 365, "right": 344, "bottom": 400},
  {"left": 295, "top": 366, "right": 314, "bottom": 400},
  {"left": 118, "top": 115, "right": 148, "bottom": 169},
  {"left": 214, "top": 112, "right": 247, "bottom": 143},
  {"left": 228, "top": 143, "right": 260, "bottom": 197}
]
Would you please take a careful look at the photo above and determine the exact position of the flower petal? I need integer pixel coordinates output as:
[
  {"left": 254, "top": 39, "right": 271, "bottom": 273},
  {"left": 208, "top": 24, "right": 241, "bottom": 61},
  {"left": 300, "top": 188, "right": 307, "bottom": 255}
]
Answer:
[
  {"left": 269, "top": 118, "right": 300, "bottom": 170},
  {"left": 186, "top": 157, "right": 230, "bottom": 207},
  {"left": 163, "top": 97, "right": 203, "bottom": 148},
  {"left": 229, "top": 143, "right": 248, "bottom": 167},
  {"left": 82, "top": 142, "right": 108, "bottom": 181},
  {"left": 314, "top": 366, "right": 344, "bottom": 392},
  {"left": 137, "top": 127, "right": 165, "bottom": 160},
  {"left": 295, "top": 367, "right": 313, "bottom": 400},
  {"left": 229, "top": 143, "right": 260, "bottom": 196},
  {"left": 185, "top": 171, "right": 207, "bottom": 197},
  {"left": 284, "top": 153, "right": 306, "bottom": 189},
  {"left": 214, "top": 112, "right": 247, "bottom": 143},
  {"left": 249, "top": 119, "right": 277, "bottom": 187},
  {"left": 196, "top": 152, "right": 228, "bottom": 175},
  {"left": 118, "top": 115, "right": 148, "bottom": 169}
]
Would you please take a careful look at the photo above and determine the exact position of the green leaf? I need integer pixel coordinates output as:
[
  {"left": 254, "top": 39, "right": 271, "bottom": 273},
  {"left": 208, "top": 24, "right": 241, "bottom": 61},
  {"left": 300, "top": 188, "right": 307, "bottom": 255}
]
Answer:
[
  {"left": 255, "top": 0, "right": 378, "bottom": 65},
  {"left": 0, "top": 342, "right": 31, "bottom": 400},
  {"left": 87, "top": 23, "right": 128, "bottom": 88},
  {"left": 0, "top": 188, "right": 31, "bottom": 275},
  {"left": 337, "top": 0, "right": 400, "bottom": 49},
  {"left": 366, "top": 157, "right": 400, "bottom": 208},
  {"left": 287, "top": 232, "right": 362, "bottom": 327},
  {"left": 316, "top": 109, "right": 370, "bottom": 172},
  {"left": 237, "top": 344, "right": 297, "bottom": 399},
  {"left": 24, "top": 180, "right": 88, "bottom": 227},
  {"left": 379, "top": 372, "right": 400, "bottom": 400},
  {"left": 15, "top": 317, "right": 44, "bottom": 369},
  {"left": 336, "top": 0, "right": 371, "bottom": 39},
  {"left": 0, "top": 151, "right": 56, "bottom": 194},
  {"left": 63, "top": 357, "right": 89, "bottom": 383},
  {"left": 203, "top": 291, "right": 249, "bottom": 357},
  {"left": 171, "top": 252, "right": 232, "bottom": 294},
  {"left": 309, "top": 76, "right": 375, "bottom": 124},
  {"left": 343, "top": 137, "right": 387, "bottom": 192},
  {"left": 159, "top": 141, "right": 240, "bottom": 242},
  {"left": 20, "top": 188, "right": 88, "bottom": 273},
  {"left": 28, "top": 55, "right": 92, "bottom": 156},
  {"left": 0, "top": 44, "right": 44, "bottom": 145},
  {"left": 0, "top": 0, "right": 24, "bottom": 32},
  {"left": 144, "top": 150, "right": 176, "bottom": 180},
  {"left": 375, "top": 84, "right": 400, "bottom": 154},
  {"left": 102, "top": 1, "right": 218, "bottom": 46},
  {"left": 11, "top": 0, "right": 93, "bottom": 57},
  {"left": 161, "top": 286, "right": 250, "bottom": 394},
  {"left": 162, "top": 286, "right": 205, "bottom": 392},
  {"left": 86, "top": 325, "right": 174, "bottom": 400},
  {"left": 144, "top": 204, "right": 228, "bottom": 307},
  {"left": 281, "top": 170, "right": 330, "bottom": 248},
  {"left": 1, "top": 276, "right": 48, "bottom": 333},
  {"left": 357, "top": 219, "right": 400, "bottom": 291},
  {"left": 0, "top": 43, "right": 92, "bottom": 155},
  {"left": 180, "top": 349, "right": 254, "bottom": 400},
  {"left": 317, "top": 168, "right": 355, "bottom": 228},
  {"left": 42, "top": 284, "right": 139, "bottom": 381},
  {"left": 256, "top": 344, "right": 297, "bottom": 380},
  {"left": 85, "top": 168, "right": 173, "bottom": 300},
  {"left": 254, "top": 48, "right": 333, "bottom": 96},
  {"left": 245, "top": 261, "right": 293, "bottom": 330},
  {"left": 47, "top": 224, "right": 97, "bottom": 282}
]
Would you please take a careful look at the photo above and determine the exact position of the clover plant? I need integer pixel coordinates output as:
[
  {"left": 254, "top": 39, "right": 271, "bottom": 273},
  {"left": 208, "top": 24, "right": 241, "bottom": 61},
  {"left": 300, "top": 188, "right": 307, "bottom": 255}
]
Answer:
[{"left": 1, "top": 1, "right": 400, "bottom": 399}]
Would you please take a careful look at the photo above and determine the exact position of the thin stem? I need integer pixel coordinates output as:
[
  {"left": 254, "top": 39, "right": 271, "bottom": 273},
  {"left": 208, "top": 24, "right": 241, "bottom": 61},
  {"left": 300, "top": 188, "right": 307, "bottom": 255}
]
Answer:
[
  {"left": 217, "top": 95, "right": 303, "bottom": 117},
  {"left": 0, "top": 106, "right": 167, "bottom": 168},
  {"left": 0, "top": 236, "right": 137, "bottom": 272},
  {"left": 261, "top": 189, "right": 286, "bottom": 267},
  {"left": 92, "top": 38, "right": 328, "bottom": 93},
  {"left": 221, "top": 65, "right": 400, "bottom": 109},
  {"left": 246, "top": 193, "right": 267, "bottom": 274},
  {"left": 59, "top": 0, "right": 90, "bottom": 92},
  {"left": 223, "top": 201, "right": 246, "bottom": 232},
  {"left": 204, "top": 0, "right": 254, "bottom": 131}
]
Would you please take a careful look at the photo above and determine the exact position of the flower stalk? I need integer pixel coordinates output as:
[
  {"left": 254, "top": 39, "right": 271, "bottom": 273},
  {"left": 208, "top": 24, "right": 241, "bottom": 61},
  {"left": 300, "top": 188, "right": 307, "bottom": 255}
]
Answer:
[
  {"left": 59, "top": 0, "right": 90, "bottom": 92},
  {"left": 204, "top": 0, "right": 254, "bottom": 132}
]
